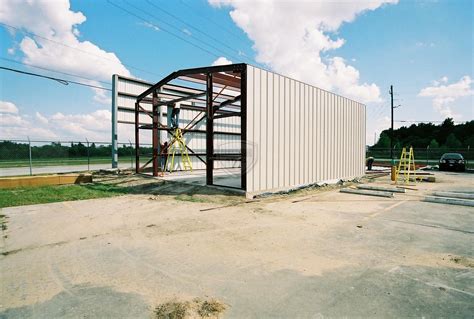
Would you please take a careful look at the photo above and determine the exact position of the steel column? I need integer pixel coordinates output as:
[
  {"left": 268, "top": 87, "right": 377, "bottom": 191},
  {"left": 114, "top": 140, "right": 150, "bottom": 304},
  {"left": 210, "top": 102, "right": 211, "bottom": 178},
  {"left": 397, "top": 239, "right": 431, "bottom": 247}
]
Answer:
[
  {"left": 135, "top": 101, "right": 140, "bottom": 173},
  {"left": 206, "top": 73, "right": 214, "bottom": 185},
  {"left": 111, "top": 74, "right": 118, "bottom": 168},
  {"left": 240, "top": 67, "right": 247, "bottom": 190},
  {"left": 152, "top": 90, "right": 159, "bottom": 176}
]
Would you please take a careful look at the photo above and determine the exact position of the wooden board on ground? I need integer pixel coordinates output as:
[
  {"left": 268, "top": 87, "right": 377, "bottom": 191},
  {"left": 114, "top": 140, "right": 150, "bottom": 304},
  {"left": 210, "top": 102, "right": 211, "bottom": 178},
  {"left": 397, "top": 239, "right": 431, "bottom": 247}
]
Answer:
[{"left": 0, "top": 174, "right": 92, "bottom": 188}]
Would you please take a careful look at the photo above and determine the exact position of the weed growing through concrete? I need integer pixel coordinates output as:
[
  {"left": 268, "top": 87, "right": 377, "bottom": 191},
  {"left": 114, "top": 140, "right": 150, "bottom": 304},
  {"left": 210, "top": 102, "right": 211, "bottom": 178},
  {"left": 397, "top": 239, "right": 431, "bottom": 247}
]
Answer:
[
  {"left": 154, "top": 298, "right": 226, "bottom": 319},
  {"left": 154, "top": 300, "right": 188, "bottom": 319},
  {"left": 197, "top": 299, "right": 227, "bottom": 317}
]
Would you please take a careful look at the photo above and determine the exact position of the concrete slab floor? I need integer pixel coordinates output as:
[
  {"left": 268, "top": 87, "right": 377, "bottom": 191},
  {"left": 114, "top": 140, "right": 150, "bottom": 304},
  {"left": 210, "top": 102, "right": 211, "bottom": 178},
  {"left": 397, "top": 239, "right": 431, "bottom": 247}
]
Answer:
[
  {"left": 159, "top": 167, "right": 242, "bottom": 190},
  {"left": 0, "top": 172, "right": 473, "bottom": 318}
]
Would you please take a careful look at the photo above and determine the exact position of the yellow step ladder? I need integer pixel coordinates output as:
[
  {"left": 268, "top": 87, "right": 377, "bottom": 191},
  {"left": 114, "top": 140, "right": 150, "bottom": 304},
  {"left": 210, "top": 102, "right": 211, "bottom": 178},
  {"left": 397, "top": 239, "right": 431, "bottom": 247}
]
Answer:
[
  {"left": 165, "top": 128, "right": 193, "bottom": 173},
  {"left": 394, "top": 146, "right": 417, "bottom": 184}
]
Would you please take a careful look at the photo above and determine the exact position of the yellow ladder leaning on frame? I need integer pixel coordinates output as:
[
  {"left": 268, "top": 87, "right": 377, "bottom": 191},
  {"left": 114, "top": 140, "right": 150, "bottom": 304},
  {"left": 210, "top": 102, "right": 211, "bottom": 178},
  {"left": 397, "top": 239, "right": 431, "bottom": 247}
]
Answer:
[
  {"left": 394, "top": 146, "right": 416, "bottom": 184},
  {"left": 165, "top": 128, "right": 193, "bottom": 173}
]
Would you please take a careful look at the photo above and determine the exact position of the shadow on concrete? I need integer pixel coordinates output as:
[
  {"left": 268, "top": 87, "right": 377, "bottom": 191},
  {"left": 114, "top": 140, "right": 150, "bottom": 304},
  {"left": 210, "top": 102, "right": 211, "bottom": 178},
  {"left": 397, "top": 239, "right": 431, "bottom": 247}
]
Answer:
[
  {"left": 0, "top": 285, "right": 149, "bottom": 319},
  {"left": 87, "top": 175, "right": 244, "bottom": 199}
]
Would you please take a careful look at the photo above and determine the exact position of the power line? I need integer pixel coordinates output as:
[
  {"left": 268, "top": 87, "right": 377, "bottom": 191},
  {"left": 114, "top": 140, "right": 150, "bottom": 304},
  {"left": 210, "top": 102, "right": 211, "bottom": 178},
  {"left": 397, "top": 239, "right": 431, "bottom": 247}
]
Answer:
[
  {"left": 0, "top": 22, "right": 161, "bottom": 78},
  {"left": 126, "top": 0, "right": 243, "bottom": 62},
  {"left": 179, "top": 0, "right": 248, "bottom": 43},
  {"left": 108, "top": 0, "right": 222, "bottom": 59},
  {"left": 145, "top": 0, "right": 249, "bottom": 63},
  {"left": 0, "top": 57, "right": 111, "bottom": 86},
  {"left": 0, "top": 66, "right": 111, "bottom": 91}
]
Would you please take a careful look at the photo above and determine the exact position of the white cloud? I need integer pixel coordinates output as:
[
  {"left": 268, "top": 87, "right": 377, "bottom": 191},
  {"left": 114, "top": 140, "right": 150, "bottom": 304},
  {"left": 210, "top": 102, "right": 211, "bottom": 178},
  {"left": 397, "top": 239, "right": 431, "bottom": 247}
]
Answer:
[
  {"left": 209, "top": 0, "right": 397, "bottom": 103},
  {"left": 431, "top": 76, "right": 448, "bottom": 86},
  {"left": 0, "top": 0, "right": 131, "bottom": 103},
  {"left": 0, "top": 107, "right": 118, "bottom": 141},
  {"left": 212, "top": 56, "right": 233, "bottom": 66},
  {"left": 35, "top": 112, "right": 49, "bottom": 125},
  {"left": 0, "top": 112, "right": 57, "bottom": 139},
  {"left": 91, "top": 86, "right": 111, "bottom": 105},
  {"left": 0, "top": 113, "right": 27, "bottom": 127},
  {"left": 418, "top": 75, "right": 473, "bottom": 119},
  {"left": 0, "top": 101, "right": 19, "bottom": 114}
]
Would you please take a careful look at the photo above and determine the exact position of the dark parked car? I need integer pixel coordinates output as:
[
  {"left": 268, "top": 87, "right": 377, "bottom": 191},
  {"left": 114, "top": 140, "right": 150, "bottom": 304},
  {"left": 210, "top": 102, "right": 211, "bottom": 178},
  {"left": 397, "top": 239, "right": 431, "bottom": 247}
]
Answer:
[{"left": 439, "top": 153, "right": 466, "bottom": 172}]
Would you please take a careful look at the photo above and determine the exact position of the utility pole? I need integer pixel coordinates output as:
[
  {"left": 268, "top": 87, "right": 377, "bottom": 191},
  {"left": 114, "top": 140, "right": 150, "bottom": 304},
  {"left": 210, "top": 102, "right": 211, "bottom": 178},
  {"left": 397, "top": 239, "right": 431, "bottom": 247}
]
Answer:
[{"left": 390, "top": 85, "right": 394, "bottom": 165}]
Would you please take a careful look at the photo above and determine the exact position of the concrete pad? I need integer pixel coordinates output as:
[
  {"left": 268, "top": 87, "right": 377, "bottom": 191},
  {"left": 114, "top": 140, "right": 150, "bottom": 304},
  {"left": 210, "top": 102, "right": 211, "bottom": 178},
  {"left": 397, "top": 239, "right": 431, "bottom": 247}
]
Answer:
[
  {"left": 1, "top": 171, "right": 473, "bottom": 318},
  {"left": 160, "top": 168, "right": 241, "bottom": 189}
]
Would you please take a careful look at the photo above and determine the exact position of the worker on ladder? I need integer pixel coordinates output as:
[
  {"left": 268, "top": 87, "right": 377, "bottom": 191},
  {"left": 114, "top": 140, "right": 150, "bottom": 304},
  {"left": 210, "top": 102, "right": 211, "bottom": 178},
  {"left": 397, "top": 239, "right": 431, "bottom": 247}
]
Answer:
[
  {"left": 164, "top": 101, "right": 192, "bottom": 173},
  {"left": 167, "top": 102, "right": 181, "bottom": 129}
]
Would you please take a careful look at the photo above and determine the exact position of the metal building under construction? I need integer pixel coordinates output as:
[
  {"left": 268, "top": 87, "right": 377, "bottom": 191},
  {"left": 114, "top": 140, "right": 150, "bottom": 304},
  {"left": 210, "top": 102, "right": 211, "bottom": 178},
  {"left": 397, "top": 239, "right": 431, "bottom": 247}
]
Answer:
[{"left": 113, "top": 63, "right": 366, "bottom": 197}]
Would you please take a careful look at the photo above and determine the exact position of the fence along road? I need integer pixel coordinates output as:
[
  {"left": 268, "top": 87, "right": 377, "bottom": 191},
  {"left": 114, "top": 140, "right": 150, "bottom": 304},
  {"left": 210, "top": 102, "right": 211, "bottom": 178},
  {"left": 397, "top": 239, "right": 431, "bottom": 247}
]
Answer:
[
  {"left": 1, "top": 139, "right": 472, "bottom": 177},
  {"left": 0, "top": 139, "right": 142, "bottom": 177}
]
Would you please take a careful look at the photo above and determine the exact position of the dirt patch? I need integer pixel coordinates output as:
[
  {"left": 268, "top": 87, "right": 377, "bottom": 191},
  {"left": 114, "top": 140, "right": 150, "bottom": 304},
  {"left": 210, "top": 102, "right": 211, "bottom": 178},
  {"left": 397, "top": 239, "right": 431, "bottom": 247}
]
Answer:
[{"left": 154, "top": 298, "right": 227, "bottom": 319}]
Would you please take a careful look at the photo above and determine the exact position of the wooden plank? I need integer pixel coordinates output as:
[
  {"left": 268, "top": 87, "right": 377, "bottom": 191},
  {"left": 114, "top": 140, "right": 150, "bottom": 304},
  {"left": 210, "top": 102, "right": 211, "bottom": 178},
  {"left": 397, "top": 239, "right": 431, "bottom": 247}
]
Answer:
[{"left": 0, "top": 174, "right": 92, "bottom": 189}]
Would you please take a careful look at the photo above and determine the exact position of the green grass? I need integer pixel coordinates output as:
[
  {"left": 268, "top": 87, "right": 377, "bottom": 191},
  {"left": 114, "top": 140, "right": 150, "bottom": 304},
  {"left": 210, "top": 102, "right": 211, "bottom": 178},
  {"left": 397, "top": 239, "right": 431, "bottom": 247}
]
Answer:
[{"left": 0, "top": 183, "right": 130, "bottom": 208}]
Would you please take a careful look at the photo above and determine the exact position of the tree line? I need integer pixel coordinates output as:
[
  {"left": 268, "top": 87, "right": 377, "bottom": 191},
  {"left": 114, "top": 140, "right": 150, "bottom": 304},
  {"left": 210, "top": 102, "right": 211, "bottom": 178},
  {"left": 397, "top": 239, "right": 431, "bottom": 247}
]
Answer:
[
  {"left": 373, "top": 118, "right": 474, "bottom": 150},
  {"left": 0, "top": 141, "right": 152, "bottom": 160}
]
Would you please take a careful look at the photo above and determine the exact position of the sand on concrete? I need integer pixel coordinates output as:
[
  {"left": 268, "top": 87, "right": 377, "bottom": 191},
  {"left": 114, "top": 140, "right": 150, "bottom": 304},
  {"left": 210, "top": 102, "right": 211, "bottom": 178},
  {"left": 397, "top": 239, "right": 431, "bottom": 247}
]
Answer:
[{"left": 1, "top": 171, "right": 473, "bottom": 318}]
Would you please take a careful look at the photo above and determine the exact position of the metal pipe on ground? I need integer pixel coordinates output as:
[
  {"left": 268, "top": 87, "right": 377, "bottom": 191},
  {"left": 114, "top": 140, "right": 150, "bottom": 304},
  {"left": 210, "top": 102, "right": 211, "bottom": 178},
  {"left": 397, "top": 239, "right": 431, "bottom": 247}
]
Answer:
[
  {"left": 432, "top": 192, "right": 474, "bottom": 200},
  {"left": 424, "top": 196, "right": 474, "bottom": 207},
  {"left": 340, "top": 188, "right": 394, "bottom": 198},
  {"left": 357, "top": 185, "right": 406, "bottom": 193}
]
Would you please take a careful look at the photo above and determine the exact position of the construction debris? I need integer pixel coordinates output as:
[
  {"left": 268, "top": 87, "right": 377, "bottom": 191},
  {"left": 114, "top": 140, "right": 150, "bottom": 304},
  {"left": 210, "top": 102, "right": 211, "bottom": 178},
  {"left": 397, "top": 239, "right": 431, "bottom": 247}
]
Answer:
[
  {"left": 432, "top": 191, "right": 474, "bottom": 200},
  {"left": 424, "top": 196, "right": 474, "bottom": 207},
  {"left": 340, "top": 188, "right": 394, "bottom": 198},
  {"left": 357, "top": 185, "right": 405, "bottom": 193}
]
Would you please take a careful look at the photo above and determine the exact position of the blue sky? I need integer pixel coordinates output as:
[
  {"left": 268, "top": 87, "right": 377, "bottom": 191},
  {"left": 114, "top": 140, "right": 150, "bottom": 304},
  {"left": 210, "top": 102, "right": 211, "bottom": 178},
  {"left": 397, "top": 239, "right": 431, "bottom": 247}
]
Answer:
[{"left": 0, "top": 0, "right": 472, "bottom": 143}]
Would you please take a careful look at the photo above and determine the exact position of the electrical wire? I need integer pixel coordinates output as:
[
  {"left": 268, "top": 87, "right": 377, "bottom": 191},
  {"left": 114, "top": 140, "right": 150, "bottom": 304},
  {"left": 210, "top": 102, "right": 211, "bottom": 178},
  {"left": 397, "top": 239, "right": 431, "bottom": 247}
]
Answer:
[
  {"left": 179, "top": 0, "right": 248, "bottom": 43},
  {"left": 0, "top": 22, "right": 162, "bottom": 78},
  {"left": 0, "top": 57, "right": 111, "bottom": 86},
  {"left": 0, "top": 66, "right": 111, "bottom": 91},
  {"left": 108, "top": 0, "right": 222, "bottom": 59},
  {"left": 145, "top": 0, "right": 248, "bottom": 62},
  {"left": 126, "top": 0, "right": 243, "bottom": 62}
]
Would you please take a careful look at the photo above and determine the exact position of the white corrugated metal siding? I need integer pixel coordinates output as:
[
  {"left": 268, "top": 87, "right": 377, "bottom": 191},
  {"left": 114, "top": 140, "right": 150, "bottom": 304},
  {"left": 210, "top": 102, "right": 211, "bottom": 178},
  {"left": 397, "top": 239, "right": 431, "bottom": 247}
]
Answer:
[{"left": 246, "top": 65, "right": 366, "bottom": 195}]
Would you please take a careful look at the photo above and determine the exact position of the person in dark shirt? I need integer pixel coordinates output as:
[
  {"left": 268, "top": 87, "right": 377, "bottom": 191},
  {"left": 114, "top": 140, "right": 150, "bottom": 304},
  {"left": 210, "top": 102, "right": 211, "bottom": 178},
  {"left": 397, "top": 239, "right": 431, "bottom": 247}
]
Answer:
[
  {"left": 160, "top": 141, "right": 169, "bottom": 176},
  {"left": 366, "top": 156, "right": 374, "bottom": 171}
]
